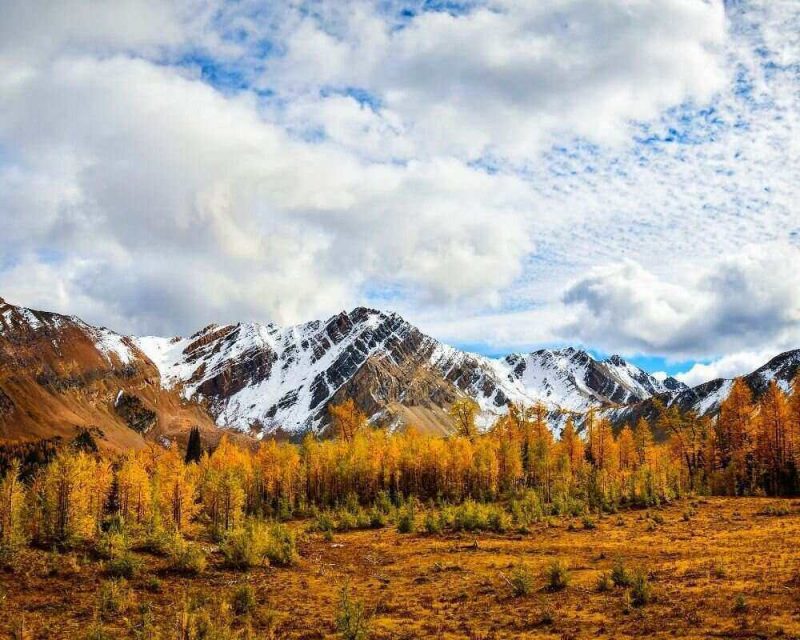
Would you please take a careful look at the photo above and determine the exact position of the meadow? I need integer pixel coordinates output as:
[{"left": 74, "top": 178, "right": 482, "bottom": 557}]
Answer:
[{"left": 2, "top": 497, "right": 800, "bottom": 639}]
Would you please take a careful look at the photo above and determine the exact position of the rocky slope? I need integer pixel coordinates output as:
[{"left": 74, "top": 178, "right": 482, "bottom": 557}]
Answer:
[
  {"left": 134, "top": 307, "right": 685, "bottom": 435},
  {"left": 0, "top": 297, "right": 222, "bottom": 451}
]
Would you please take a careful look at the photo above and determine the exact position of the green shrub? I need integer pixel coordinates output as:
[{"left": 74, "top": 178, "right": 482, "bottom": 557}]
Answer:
[
  {"left": 144, "top": 575, "right": 162, "bottom": 593},
  {"left": 630, "top": 569, "right": 652, "bottom": 607},
  {"left": 509, "top": 563, "right": 534, "bottom": 597},
  {"left": 312, "top": 511, "right": 335, "bottom": 535},
  {"left": 231, "top": 584, "right": 257, "bottom": 616},
  {"left": 424, "top": 511, "right": 442, "bottom": 534},
  {"left": 374, "top": 491, "right": 393, "bottom": 514},
  {"left": 396, "top": 505, "right": 415, "bottom": 534},
  {"left": 336, "top": 582, "right": 371, "bottom": 640},
  {"left": 368, "top": 508, "right": 387, "bottom": 529},
  {"left": 759, "top": 503, "right": 790, "bottom": 517},
  {"left": 97, "top": 530, "right": 129, "bottom": 561},
  {"left": 544, "top": 559, "right": 570, "bottom": 591},
  {"left": 221, "top": 521, "right": 296, "bottom": 569},
  {"left": 611, "top": 561, "right": 633, "bottom": 588},
  {"left": 487, "top": 506, "right": 512, "bottom": 533},
  {"left": 98, "top": 579, "right": 130, "bottom": 618},
  {"left": 733, "top": 594, "right": 748, "bottom": 613},
  {"left": 167, "top": 536, "right": 207, "bottom": 575},
  {"left": 221, "top": 525, "right": 268, "bottom": 569},
  {"left": 264, "top": 523, "right": 297, "bottom": 566},
  {"left": 596, "top": 572, "right": 612, "bottom": 592},
  {"left": 582, "top": 515, "right": 597, "bottom": 530},
  {"left": 107, "top": 551, "right": 142, "bottom": 579}
]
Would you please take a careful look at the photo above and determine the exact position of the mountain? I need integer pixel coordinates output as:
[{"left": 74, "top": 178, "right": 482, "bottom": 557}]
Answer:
[
  {"left": 0, "top": 297, "right": 223, "bottom": 451},
  {"left": 3, "top": 296, "right": 795, "bottom": 444},
  {"left": 134, "top": 307, "right": 685, "bottom": 435},
  {"left": 609, "top": 349, "right": 800, "bottom": 432}
]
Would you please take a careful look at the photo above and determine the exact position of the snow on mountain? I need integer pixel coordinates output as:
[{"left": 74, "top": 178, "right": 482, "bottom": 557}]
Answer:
[{"left": 135, "top": 308, "right": 684, "bottom": 434}]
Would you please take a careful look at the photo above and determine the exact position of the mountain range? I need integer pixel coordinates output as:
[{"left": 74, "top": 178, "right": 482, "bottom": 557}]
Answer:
[{"left": 1, "top": 296, "right": 798, "bottom": 450}]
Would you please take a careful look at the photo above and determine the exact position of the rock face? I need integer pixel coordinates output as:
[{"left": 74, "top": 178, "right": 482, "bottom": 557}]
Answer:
[
  {"left": 0, "top": 298, "right": 221, "bottom": 451},
  {"left": 135, "top": 307, "right": 686, "bottom": 435}
]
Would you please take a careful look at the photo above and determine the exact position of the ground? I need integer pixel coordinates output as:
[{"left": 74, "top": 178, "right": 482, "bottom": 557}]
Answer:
[{"left": 2, "top": 497, "right": 800, "bottom": 639}]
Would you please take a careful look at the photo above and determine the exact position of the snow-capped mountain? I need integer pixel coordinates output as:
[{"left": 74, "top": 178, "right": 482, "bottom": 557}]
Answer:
[
  {"left": 134, "top": 307, "right": 685, "bottom": 434},
  {"left": 607, "top": 349, "right": 800, "bottom": 431},
  {"left": 3, "top": 296, "right": 797, "bottom": 444}
]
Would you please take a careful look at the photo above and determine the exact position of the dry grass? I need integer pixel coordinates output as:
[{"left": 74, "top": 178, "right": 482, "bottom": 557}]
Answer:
[{"left": 2, "top": 497, "right": 800, "bottom": 638}]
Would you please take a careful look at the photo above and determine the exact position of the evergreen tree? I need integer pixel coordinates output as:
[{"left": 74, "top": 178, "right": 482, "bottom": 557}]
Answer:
[{"left": 185, "top": 426, "right": 203, "bottom": 464}]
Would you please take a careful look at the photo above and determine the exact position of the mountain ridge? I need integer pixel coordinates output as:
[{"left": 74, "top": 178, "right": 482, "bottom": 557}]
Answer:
[{"left": 2, "top": 296, "right": 798, "bottom": 443}]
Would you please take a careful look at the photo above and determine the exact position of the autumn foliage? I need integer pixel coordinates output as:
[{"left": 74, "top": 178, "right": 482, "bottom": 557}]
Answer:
[{"left": 0, "top": 376, "right": 798, "bottom": 556}]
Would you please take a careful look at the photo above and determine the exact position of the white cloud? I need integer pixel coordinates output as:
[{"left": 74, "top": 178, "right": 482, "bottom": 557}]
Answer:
[
  {"left": 267, "top": 0, "right": 726, "bottom": 159},
  {"left": 561, "top": 244, "right": 800, "bottom": 359},
  {"left": 0, "top": 0, "right": 797, "bottom": 372},
  {"left": 675, "top": 349, "right": 783, "bottom": 387}
]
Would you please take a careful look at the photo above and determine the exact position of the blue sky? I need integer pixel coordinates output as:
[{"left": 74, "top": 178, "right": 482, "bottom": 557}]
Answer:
[{"left": 0, "top": 0, "right": 798, "bottom": 386}]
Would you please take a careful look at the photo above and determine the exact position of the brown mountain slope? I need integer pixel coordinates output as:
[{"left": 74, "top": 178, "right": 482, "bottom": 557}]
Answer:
[{"left": 0, "top": 297, "right": 223, "bottom": 452}]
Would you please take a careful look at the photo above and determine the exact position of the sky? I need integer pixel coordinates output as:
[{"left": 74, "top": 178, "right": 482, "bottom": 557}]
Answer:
[{"left": 0, "top": 0, "right": 798, "bottom": 387}]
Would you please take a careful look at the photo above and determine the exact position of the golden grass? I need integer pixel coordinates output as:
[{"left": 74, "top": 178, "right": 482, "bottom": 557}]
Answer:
[{"left": 3, "top": 497, "right": 800, "bottom": 638}]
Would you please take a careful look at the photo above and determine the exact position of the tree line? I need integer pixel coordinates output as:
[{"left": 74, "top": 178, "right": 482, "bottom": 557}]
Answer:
[{"left": 0, "top": 377, "right": 798, "bottom": 552}]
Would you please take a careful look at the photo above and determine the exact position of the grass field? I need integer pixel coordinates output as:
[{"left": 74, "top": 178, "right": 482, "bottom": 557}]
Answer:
[{"left": 2, "top": 497, "right": 800, "bottom": 639}]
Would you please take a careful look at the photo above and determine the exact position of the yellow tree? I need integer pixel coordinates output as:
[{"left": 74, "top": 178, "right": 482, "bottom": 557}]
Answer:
[
  {"left": 154, "top": 447, "right": 199, "bottom": 533},
  {"left": 448, "top": 397, "right": 479, "bottom": 440},
  {"left": 0, "top": 461, "right": 26, "bottom": 551},
  {"left": 116, "top": 452, "right": 152, "bottom": 528},
  {"left": 329, "top": 399, "right": 368, "bottom": 443},
  {"left": 632, "top": 418, "right": 654, "bottom": 466},
  {"left": 617, "top": 425, "right": 636, "bottom": 471},
  {"left": 715, "top": 379, "right": 756, "bottom": 493},
  {"left": 757, "top": 381, "right": 790, "bottom": 494}
]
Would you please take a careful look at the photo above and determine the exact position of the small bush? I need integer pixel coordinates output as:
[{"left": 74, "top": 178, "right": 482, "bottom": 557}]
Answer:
[
  {"left": 508, "top": 563, "right": 534, "bottom": 597},
  {"left": 221, "top": 521, "right": 296, "bottom": 569},
  {"left": 630, "top": 569, "right": 652, "bottom": 607},
  {"left": 264, "top": 523, "right": 297, "bottom": 566},
  {"left": 487, "top": 506, "right": 512, "bottom": 533},
  {"left": 144, "top": 575, "right": 162, "bottom": 593},
  {"left": 336, "top": 582, "right": 371, "bottom": 640},
  {"left": 312, "top": 511, "right": 335, "bottom": 535},
  {"left": 733, "top": 594, "right": 748, "bottom": 613},
  {"left": 709, "top": 560, "right": 727, "bottom": 579},
  {"left": 596, "top": 572, "right": 612, "bottom": 592},
  {"left": 545, "top": 559, "right": 570, "bottom": 591},
  {"left": 396, "top": 505, "right": 415, "bottom": 534},
  {"left": 424, "top": 511, "right": 442, "bottom": 534},
  {"left": 231, "top": 584, "right": 257, "bottom": 616},
  {"left": 611, "top": 561, "right": 633, "bottom": 588},
  {"left": 168, "top": 536, "right": 207, "bottom": 575},
  {"left": 107, "top": 551, "right": 142, "bottom": 579},
  {"left": 98, "top": 579, "right": 130, "bottom": 618},
  {"left": 97, "top": 530, "right": 129, "bottom": 561},
  {"left": 582, "top": 515, "right": 597, "bottom": 530},
  {"left": 368, "top": 508, "right": 386, "bottom": 529},
  {"left": 759, "top": 503, "right": 790, "bottom": 517}
]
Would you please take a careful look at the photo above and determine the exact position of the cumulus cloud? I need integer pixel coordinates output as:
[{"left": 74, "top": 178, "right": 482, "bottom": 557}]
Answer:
[
  {"left": 561, "top": 244, "right": 800, "bottom": 359},
  {"left": 268, "top": 0, "right": 726, "bottom": 159},
  {"left": 0, "top": 0, "right": 797, "bottom": 373},
  {"left": 674, "top": 349, "right": 783, "bottom": 387}
]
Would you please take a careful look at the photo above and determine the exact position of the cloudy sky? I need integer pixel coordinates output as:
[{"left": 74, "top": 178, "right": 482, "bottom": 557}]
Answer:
[{"left": 0, "top": 0, "right": 798, "bottom": 386}]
